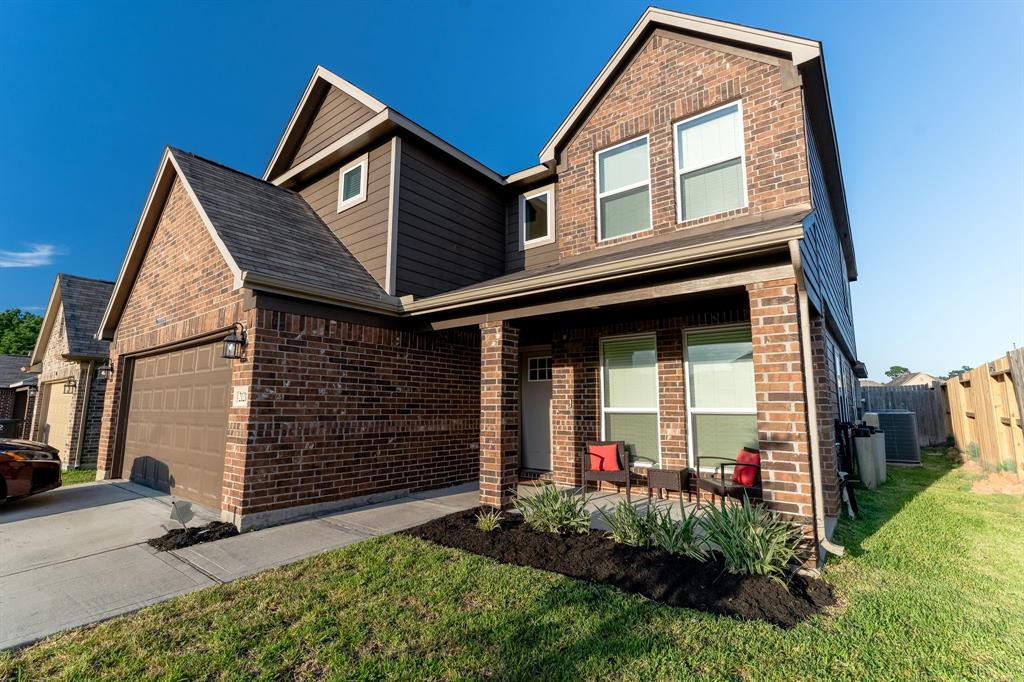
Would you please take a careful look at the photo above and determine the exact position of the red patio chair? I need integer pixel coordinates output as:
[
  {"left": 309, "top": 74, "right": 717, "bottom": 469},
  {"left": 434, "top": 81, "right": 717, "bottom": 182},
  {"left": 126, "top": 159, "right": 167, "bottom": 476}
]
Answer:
[
  {"left": 694, "top": 447, "right": 762, "bottom": 508},
  {"left": 581, "top": 441, "right": 631, "bottom": 503}
]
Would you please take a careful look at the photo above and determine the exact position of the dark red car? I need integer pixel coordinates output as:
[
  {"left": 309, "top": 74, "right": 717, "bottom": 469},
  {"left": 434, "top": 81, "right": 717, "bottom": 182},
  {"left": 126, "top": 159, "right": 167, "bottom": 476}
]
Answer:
[{"left": 0, "top": 438, "right": 62, "bottom": 503}]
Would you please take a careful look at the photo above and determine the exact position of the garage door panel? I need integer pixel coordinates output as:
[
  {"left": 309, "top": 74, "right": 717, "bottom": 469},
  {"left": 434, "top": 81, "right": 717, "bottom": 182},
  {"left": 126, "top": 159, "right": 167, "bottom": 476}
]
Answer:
[
  {"left": 40, "top": 382, "right": 74, "bottom": 456},
  {"left": 122, "top": 341, "right": 230, "bottom": 509}
]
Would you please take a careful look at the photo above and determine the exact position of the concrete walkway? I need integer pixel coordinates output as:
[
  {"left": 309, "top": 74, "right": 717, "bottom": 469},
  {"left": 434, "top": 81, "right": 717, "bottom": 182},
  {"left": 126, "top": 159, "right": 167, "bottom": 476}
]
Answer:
[{"left": 0, "top": 480, "right": 477, "bottom": 650}]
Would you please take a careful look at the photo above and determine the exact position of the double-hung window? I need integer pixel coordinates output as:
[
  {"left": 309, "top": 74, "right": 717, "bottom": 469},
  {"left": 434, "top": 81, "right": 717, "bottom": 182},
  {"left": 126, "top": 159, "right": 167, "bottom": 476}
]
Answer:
[
  {"left": 685, "top": 326, "right": 758, "bottom": 469},
  {"left": 601, "top": 335, "right": 659, "bottom": 465},
  {"left": 674, "top": 102, "right": 747, "bottom": 222},
  {"left": 596, "top": 135, "right": 651, "bottom": 240},
  {"left": 520, "top": 186, "right": 554, "bottom": 248},
  {"left": 337, "top": 153, "right": 368, "bottom": 212}
]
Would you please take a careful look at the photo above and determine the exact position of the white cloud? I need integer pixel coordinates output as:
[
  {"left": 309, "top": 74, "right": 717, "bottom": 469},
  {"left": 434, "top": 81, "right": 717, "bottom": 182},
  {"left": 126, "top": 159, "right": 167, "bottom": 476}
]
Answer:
[{"left": 0, "top": 244, "right": 63, "bottom": 268}]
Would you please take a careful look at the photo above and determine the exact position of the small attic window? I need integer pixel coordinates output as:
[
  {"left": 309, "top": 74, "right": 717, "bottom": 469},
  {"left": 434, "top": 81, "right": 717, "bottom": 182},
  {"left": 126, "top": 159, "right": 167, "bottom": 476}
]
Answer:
[{"left": 337, "top": 153, "right": 368, "bottom": 212}]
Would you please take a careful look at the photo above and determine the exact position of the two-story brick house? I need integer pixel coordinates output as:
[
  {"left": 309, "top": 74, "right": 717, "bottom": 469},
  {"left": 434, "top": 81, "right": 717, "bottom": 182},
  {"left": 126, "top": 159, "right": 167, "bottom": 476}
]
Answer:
[{"left": 95, "top": 8, "right": 863, "bottom": 559}]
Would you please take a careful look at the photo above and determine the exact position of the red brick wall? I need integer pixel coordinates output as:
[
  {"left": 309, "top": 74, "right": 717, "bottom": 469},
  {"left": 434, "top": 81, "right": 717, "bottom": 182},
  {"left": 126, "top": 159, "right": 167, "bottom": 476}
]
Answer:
[
  {"left": 811, "top": 316, "right": 843, "bottom": 518},
  {"left": 479, "top": 321, "right": 519, "bottom": 507},
  {"left": 745, "top": 278, "right": 814, "bottom": 528},
  {"left": 548, "top": 308, "right": 750, "bottom": 489},
  {"left": 556, "top": 30, "right": 809, "bottom": 259},
  {"left": 237, "top": 310, "right": 481, "bottom": 518},
  {"left": 97, "top": 176, "right": 251, "bottom": 489}
]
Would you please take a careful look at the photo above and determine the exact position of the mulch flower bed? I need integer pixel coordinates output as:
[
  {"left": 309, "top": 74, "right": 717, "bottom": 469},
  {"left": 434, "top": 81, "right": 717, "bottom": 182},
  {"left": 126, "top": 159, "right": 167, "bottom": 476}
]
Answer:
[
  {"left": 148, "top": 521, "right": 239, "bottom": 551},
  {"left": 404, "top": 508, "right": 835, "bottom": 627}
]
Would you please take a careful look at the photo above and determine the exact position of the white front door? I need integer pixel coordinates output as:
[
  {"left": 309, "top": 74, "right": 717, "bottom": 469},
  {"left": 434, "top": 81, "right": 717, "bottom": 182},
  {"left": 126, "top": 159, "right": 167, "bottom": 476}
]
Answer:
[{"left": 520, "top": 351, "right": 552, "bottom": 471}]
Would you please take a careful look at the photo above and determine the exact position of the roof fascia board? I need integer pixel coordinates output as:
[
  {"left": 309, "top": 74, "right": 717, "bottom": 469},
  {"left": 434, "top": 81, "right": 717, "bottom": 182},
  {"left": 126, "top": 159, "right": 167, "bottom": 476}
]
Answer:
[
  {"left": 272, "top": 109, "right": 505, "bottom": 189},
  {"left": 97, "top": 149, "right": 244, "bottom": 340},
  {"left": 404, "top": 223, "right": 803, "bottom": 315},
  {"left": 539, "top": 8, "right": 821, "bottom": 163},
  {"left": 165, "top": 152, "right": 245, "bottom": 288},
  {"left": 428, "top": 263, "right": 794, "bottom": 330},
  {"left": 263, "top": 66, "right": 387, "bottom": 181},
  {"left": 29, "top": 277, "right": 62, "bottom": 365},
  {"left": 240, "top": 271, "right": 402, "bottom": 316}
]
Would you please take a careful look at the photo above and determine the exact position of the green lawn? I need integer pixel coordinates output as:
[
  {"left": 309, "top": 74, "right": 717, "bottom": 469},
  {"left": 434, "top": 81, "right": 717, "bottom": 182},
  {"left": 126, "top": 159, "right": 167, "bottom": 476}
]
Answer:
[
  {"left": 2, "top": 451, "right": 1022, "bottom": 681},
  {"left": 61, "top": 468, "right": 97, "bottom": 486}
]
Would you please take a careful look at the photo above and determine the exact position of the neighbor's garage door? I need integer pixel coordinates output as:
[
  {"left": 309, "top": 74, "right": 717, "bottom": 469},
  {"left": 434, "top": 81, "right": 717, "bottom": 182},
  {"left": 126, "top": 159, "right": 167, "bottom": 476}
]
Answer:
[
  {"left": 40, "top": 380, "right": 74, "bottom": 455},
  {"left": 122, "top": 341, "right": 231, "bottom": 509}
]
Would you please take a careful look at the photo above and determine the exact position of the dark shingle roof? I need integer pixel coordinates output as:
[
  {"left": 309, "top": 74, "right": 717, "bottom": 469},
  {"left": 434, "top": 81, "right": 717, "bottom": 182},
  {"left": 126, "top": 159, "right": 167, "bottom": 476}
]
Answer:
[
  {"left": 169, "top": 148, "right": 386, "bottom": 303},
  {"left": 0, "top": 355, "right": 30, "bottom": 386},
  {"left": 58, "top": 275, "right": 114, "bottom": 358}
]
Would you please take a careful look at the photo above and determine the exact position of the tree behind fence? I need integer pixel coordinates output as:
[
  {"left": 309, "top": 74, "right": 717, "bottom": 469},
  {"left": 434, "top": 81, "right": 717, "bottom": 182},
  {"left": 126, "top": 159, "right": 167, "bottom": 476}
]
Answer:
[{"left": 861, "top": 385, "right": 950, "bottom": 447}]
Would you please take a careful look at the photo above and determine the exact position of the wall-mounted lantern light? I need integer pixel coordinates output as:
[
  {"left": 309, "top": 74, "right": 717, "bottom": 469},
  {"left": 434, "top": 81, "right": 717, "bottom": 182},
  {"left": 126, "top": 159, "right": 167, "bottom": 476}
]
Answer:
[
  {"left": 222, "top": 322, "right": 247, "bottom": 360},
  {"left": 28, "top": 386, "right": 38, "bottom": 398},
  {"left": 97, "top": 361, "right": 114, "bottom": 380},
  {"left": 63, "top": 376, "right": 77, "bottom": 395}
]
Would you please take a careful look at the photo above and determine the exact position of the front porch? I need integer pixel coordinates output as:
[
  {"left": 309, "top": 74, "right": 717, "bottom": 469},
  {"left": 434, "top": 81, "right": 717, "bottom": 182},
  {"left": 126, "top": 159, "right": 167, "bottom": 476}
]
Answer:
[{"left": 477, "top": 275, "right": 819, "bottom": 544}]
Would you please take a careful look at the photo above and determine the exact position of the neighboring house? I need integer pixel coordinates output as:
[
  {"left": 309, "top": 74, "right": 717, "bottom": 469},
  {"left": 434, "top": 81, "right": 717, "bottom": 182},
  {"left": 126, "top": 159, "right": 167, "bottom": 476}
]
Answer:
[
  {"left": 26, "top": 274, "right": 115, "bottom": 469},
  {"left": 859, "top": 379, "right": 884, "bottom": 388},
  {"left": 888, "top": 371, "right": 942, "bottom": 388},
  {"left": 94, "top": 8, "right": 864, "bottom": 561},
  {"left": 0, "top": 355, "right": 32, "bottom": 438},
  {"left": 7, "top": 376, "right": 38, "bottom": 440}
]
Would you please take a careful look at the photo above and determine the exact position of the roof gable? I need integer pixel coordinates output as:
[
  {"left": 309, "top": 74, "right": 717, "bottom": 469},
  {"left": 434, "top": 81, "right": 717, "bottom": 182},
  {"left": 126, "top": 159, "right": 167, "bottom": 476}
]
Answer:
[
  {"left": 264, "top": 66, "right": 387, "bottom": 181},
  {"left": 99, "top": 147, "right": 396, "bottom": 340},
  {"left": 539, "top": 7, "right": 820, "bottom": 164}
]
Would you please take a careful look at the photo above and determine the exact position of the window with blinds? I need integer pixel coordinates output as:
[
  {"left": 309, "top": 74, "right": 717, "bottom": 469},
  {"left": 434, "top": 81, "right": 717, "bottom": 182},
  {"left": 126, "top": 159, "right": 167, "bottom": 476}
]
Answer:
[
  {"left": 596, "top": 136, "right": 651, "bottom": 240},
  {"left": 685, "top": 326, "right": 758, "bottom": 468},
  {"left": 601, "top": 335, "right": 659, "bottom": 464},
  {"left": 674, "top": 102, "right": 747, "bottom": 222},
  {"left": 337, "top": 153, "right": 368, "bottom": 212}
]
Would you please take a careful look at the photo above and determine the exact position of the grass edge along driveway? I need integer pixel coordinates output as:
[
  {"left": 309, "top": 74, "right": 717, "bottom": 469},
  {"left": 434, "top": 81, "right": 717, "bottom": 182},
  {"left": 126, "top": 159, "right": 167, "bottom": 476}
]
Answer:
[{"left": 2, "top": 451, "right": 1022, "bottom": 681}]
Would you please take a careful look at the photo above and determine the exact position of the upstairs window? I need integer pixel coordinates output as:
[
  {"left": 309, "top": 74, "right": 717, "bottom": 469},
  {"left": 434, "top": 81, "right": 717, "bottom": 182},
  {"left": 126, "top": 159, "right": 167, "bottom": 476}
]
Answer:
[
  {"left": 337, "top": 153, "right": 368, "bottom": 212},
  {"left": 520, "top": 186, "right": 554, "bottom": 249},
  {"left": 596, "top": 135, "right": 651, "bottom": 241},
  {"left": 674, "top": 102, "right": 747, "bottom": 222}
]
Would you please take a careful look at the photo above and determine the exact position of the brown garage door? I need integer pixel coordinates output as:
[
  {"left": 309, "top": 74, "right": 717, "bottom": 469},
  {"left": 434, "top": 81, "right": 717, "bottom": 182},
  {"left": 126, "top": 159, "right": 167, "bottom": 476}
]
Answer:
[{"left": 122, "top": 341, "right": 231, "bottom": 509}]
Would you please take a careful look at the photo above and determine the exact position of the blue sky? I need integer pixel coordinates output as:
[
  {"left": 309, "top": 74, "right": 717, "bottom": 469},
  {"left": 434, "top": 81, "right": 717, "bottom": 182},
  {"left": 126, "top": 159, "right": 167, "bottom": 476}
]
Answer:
[{"left": 1, "top": 0, "right": 1021, "bottom": 380}]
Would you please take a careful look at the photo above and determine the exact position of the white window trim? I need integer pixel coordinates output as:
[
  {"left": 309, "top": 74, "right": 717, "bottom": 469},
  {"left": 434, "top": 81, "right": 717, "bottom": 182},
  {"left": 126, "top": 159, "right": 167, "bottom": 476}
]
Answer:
[
  {"left": 599, "top": 333, "right": 661, "bottom": 465},
  {"left": 519, "top": 184, "right": 556, "bottom": 250},
  {"left": 527, "top": 356, "right": 552, "bottom": 382},
  {"left": 595, "top": 134, "right": 653, "bottom": 243},
  {"left": 672, "top": 101, "right": 749, "bottom": 224},
  {"left": 336, "top": 152, "right": 369, "bottom": 213},
  {"left": 682, "top": 324, "right": 758, "bottom": 470}
]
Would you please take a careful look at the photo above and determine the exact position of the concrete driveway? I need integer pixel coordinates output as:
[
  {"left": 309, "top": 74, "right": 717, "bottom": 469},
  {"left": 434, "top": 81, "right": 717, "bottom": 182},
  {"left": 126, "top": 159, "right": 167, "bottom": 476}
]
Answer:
[{"left": 0, "top": 480, "right": 477, "bottom": 650}]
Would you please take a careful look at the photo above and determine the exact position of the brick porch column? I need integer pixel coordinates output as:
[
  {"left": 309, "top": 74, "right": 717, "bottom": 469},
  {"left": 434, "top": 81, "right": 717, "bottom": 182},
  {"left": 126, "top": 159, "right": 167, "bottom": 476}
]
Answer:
[
  {"left": 746, "top": 278, "right": 814, "bottom": 526},
  {"left": 479, "top": 320, "right": 519, "bottom": 508}
]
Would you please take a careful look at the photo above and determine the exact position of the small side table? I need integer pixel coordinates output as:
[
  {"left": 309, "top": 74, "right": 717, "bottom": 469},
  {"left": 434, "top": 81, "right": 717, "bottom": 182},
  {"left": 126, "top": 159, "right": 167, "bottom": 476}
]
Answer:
[{"left": 646, "top": 467, "right": 693, "bottom": 502}]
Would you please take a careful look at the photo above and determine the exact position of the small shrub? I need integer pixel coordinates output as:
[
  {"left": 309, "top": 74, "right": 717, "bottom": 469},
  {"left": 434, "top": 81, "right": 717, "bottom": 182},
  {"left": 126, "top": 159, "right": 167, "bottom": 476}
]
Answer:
[
  {"left": 474, "top": 508, "right": 504, "bottom": 532},
  {"left": 512, "top": 484, "right": 591, "bottom": 535},
  {"left": 700, "top": 497, "right": 801, "bottom": 577},
  {"left": 968, "top": 442, "right": 981, "bottom": 461},
  {"left": 650, "top": 503, "right": 707, "bottom": 560},
  {"left": 945, "top": 435, "right": 956, "bottom": 448},
  {"left": 1000, "top": 458, "right": 1018, "bottom": 474},
  {"left": 599, "top": 501, "right": 656, "bottom": 547}
]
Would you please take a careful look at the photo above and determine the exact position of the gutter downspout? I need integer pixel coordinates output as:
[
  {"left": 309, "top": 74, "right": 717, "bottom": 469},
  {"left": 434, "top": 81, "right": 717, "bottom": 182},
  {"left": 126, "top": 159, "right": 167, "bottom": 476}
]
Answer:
[
  {"left": 72, "top": 361, "right": 94, "bottom": 470},
  {"left": 788, "top": 239, "right": 844, "bottom": 558}
]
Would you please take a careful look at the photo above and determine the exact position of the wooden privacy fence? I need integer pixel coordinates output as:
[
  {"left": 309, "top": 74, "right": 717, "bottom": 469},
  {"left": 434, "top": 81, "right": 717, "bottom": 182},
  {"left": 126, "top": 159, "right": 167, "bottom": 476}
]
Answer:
[
  {"left": 943, "top": 350, "right": 1024, "bottom": 479},
  {"left": 861, "top": 384, "right": 950, "bottom": 447}
]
